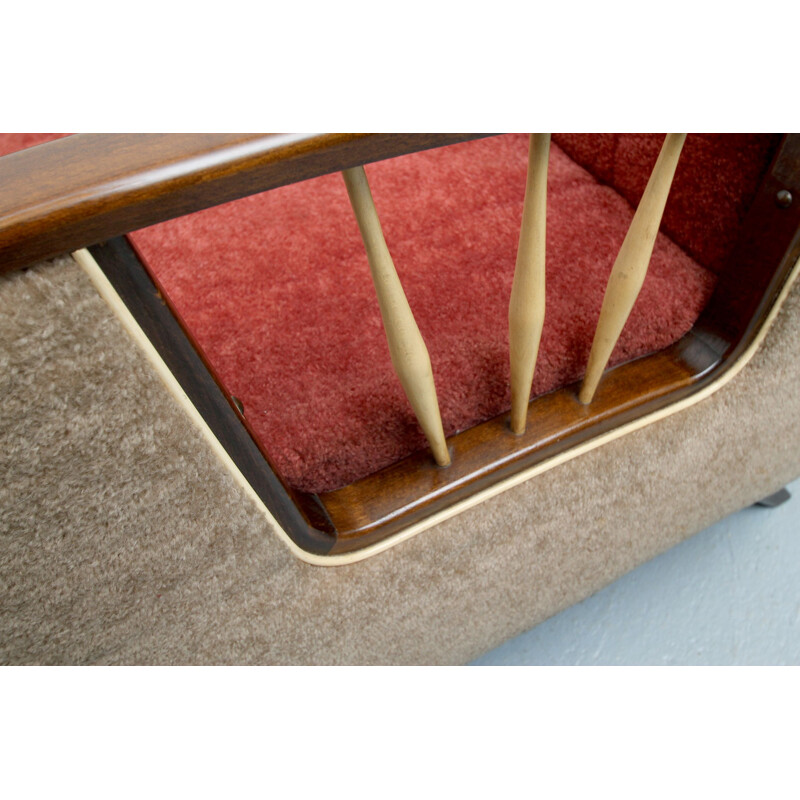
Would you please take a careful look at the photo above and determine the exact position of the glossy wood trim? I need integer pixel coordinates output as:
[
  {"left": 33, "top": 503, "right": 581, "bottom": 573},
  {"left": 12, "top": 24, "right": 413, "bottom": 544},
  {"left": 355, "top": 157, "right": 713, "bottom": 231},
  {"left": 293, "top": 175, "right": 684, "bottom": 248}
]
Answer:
[
  {"left": 0, "top": 133, "right": 492, "bottom": 274},
  {"left": 320, "top": 334, "right": 718, "bottom": 550}
]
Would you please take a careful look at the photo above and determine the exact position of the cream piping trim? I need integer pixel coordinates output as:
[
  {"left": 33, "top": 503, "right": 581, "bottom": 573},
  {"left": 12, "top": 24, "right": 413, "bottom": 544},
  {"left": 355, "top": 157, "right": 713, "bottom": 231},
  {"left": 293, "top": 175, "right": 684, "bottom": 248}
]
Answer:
[{"left": 74, "top": 247, "right": 800, "bottom": 567}]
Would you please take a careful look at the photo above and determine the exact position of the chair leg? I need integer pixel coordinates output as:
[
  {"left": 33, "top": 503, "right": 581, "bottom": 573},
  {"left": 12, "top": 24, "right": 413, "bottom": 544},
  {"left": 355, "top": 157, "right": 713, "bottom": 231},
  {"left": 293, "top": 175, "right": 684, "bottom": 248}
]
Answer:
[{"left": 754, "top": 487, "right": 792, "bottom": 508}]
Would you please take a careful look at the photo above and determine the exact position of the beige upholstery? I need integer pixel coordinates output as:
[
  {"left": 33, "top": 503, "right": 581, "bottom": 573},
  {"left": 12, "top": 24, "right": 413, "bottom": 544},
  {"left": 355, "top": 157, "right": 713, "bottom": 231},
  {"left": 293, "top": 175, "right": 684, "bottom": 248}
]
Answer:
[{"left": 2, "top": 255, "right": 800, "bottom": 664}]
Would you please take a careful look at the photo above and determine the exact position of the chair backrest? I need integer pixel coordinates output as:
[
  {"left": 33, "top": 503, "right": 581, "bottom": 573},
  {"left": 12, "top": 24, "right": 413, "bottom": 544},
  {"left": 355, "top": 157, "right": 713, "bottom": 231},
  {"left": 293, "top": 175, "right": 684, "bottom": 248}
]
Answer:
[{"left": 552, "top": 133, "right": 781, "bottom": 273}]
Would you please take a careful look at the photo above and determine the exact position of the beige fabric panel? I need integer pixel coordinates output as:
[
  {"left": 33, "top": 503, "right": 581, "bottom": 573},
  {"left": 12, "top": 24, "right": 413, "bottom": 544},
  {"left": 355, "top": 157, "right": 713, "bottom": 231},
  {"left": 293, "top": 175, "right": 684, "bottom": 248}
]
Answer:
[{"left": 2, "top": 256, "right": 800, "bottom": 665}]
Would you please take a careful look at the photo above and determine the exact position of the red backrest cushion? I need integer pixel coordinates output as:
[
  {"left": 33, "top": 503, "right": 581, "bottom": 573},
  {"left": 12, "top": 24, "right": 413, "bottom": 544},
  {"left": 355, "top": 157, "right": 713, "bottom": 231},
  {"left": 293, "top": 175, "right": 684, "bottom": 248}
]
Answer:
[{"left": 552, "top": 133, "right": 781, "bottom": 273}]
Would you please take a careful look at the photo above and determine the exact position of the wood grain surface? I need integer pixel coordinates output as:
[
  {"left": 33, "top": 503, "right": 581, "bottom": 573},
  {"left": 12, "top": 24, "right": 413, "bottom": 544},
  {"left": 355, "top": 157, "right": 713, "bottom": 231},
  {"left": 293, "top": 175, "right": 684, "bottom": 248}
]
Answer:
[{"left": 0, "top": 133, "right": 492, "bottom": 274}]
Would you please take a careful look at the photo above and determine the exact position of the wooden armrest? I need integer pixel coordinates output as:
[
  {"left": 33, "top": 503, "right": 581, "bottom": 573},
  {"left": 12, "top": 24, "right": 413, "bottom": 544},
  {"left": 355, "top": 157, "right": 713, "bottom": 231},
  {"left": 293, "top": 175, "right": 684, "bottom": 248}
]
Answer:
[{"left": 0, "top": 132, "right": 491, "bottom": 273}]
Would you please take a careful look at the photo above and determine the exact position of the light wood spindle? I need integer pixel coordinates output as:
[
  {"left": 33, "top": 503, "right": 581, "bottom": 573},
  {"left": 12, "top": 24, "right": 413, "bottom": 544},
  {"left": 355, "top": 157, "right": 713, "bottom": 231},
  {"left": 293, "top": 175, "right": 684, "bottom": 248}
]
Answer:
[
  {"left": 509, "top": 133, "right": 550, "bottom": 434},
  {"left": 342, "top": 166, "right": 451, "bottom": 467},
  {"left": 579, "top": 133, "right": 687, "bottom": 405}
]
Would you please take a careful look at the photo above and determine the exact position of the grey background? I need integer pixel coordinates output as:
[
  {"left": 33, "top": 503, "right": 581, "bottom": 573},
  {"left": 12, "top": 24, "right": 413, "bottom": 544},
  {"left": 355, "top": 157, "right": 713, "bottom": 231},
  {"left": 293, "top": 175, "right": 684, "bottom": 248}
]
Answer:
[{"left": 472, "top": 477, "right": 800, "bottom": 665}]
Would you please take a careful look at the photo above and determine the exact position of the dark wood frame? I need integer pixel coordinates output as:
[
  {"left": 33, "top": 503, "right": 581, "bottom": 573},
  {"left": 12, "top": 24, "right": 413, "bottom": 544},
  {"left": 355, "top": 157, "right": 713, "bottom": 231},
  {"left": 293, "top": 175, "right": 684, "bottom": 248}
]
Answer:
[
  {"left": 0, "top": 134, "right": 493, "bottom": 274},
  {"left": 4, "top": 133, "right": 800, "bottom": 556}
]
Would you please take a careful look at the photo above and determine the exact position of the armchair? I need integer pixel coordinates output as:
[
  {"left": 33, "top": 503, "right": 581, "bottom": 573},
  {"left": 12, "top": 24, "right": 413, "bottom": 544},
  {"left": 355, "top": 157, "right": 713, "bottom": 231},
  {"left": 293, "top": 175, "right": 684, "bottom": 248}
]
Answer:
[{"left": 1, "top": 132, "right": 798, "bottom": 663}]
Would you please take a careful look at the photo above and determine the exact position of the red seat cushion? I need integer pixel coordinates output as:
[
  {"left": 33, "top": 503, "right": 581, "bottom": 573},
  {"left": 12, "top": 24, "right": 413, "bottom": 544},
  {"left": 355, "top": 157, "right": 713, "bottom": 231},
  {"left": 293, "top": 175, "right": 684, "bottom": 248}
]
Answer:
[{"left": 127, "top": 135, "right": 717, "bottom": 492}]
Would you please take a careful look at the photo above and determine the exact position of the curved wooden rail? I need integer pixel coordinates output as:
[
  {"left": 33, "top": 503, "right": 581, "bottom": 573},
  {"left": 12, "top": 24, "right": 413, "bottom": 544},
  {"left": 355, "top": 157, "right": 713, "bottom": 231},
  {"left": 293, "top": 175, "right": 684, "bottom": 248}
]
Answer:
[{"left": 0, "top": 132, "right": 491, "bottom": 274}]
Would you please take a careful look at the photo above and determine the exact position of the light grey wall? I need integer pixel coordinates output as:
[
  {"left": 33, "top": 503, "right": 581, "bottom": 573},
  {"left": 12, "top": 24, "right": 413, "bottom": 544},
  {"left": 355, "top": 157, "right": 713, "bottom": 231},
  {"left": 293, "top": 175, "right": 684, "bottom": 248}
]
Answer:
[{"left": 472, "top": 477, "right": 800, "bottom": 665}]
